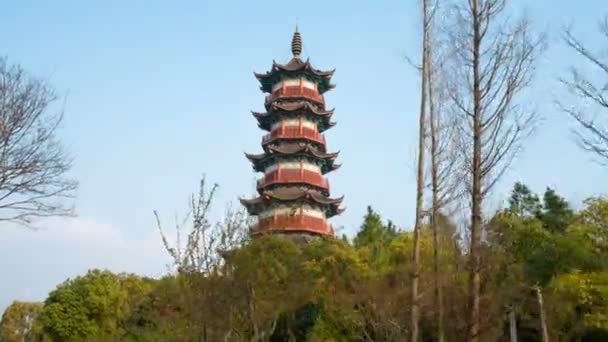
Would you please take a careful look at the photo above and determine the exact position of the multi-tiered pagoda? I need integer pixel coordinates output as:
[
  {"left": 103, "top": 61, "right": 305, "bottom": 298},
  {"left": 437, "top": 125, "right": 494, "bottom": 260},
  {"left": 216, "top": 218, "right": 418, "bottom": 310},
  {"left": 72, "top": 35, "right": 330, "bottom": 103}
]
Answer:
[{"left": 241, "top": 28, "right": 344, "bottom": 242}]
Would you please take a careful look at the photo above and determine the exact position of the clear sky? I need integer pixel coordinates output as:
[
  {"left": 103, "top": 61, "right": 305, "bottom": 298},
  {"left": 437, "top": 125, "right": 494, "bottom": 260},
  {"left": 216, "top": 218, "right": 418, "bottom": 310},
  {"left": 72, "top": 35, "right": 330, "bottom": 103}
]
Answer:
[{"left": 0, "top": 0, "right": 606, "bottom": 312}]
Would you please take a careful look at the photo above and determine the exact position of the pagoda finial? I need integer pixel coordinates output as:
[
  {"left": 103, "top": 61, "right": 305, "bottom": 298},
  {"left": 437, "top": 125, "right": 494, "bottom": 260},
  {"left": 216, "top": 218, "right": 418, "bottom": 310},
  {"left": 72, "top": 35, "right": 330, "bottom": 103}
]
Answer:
[{"left": 292, "top": 25, "right": 302, "bottom": 58}]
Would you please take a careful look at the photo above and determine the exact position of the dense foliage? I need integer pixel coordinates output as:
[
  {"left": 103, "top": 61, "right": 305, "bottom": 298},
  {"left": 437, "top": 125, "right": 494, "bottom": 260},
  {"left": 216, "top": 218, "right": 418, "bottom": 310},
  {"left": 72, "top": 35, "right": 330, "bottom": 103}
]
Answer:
[
  {"left": 2, "top": 187, "right": 608, "bottom": 341},
  {"left": 0, "top": 302, "right": 43, "bottom": 342}
]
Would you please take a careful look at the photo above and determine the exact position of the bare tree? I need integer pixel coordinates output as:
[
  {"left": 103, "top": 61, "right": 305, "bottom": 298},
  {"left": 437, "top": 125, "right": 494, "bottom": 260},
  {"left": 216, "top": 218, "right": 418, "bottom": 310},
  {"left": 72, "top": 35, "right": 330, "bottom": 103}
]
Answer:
[
  {"left": 414, "top": 3, "right": 465, "bottom": 340},
  {"left": 559, "top": 16, "right": 608, "bottom": 164},
  {"left": 426, "top": 8, "right": 462, "bottom": 340},
  {"left": 155, "top": 175, "right": 250, "bottom": 274},
  {"left": 445, "top": 1, "right": 544, "bottom": 340},
  {"left": 0, "top": 57, "right": 77, "bottom": 226},
  {"left": 411, "top": 0, "right": 431, "bottom": 339}
]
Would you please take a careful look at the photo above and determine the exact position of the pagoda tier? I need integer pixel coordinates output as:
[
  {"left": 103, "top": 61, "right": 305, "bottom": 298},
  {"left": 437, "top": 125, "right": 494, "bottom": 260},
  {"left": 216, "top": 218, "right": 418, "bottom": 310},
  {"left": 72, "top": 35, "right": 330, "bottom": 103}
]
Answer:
[
  {"left": 240, "top": 188, "right": 343, "bottom": 237},
  {"left": 242, "top": 27, "right": 343, "bottom": 238},
  {"left": 254, "top": 58, "right": 335, "bottom": 95},
  {"left": 252, "top": 102, "right": 336, "bottom": 133},
  {"left": 240, "top": 188, "right": 344, "bottom": 217},
  {"left": 262, "top": 125, "right": 326, "bottom": 150},
  {"left": 245, "top": 143, "right": 340, "bottom": 175}
]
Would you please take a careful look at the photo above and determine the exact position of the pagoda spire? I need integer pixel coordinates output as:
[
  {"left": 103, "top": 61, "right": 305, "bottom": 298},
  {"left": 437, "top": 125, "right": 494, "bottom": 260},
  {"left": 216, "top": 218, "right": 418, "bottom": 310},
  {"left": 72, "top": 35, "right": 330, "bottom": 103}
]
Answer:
[{"left": 292, "top": 26, "right": 302, "bottom": 58}]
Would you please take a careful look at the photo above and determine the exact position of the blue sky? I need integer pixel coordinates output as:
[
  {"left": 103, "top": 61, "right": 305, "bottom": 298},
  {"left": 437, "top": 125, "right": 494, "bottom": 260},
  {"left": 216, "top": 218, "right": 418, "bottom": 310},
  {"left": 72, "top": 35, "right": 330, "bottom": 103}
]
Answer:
[{"left": 0, "top": 0, "right": 606, "bottom": 312}]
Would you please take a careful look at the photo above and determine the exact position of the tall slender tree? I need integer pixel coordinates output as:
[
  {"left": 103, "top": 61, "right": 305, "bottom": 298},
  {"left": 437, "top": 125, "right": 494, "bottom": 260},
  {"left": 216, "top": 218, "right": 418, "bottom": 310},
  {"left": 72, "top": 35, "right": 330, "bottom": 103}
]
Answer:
[
  {"left": 426, "top": 2, "right": 457, "bottom": 340},
  {"left": 411, "top": 0, "right": 431, "bottom": 340},
  {"left": 445, "top": 1, "right": 544, "bottom": 340}
]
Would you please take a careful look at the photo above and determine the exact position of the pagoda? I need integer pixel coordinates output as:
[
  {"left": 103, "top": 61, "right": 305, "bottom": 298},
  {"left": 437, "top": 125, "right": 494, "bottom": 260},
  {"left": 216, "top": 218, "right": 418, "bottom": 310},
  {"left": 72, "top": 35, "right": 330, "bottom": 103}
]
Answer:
[{"left": 241, "top": 28, "right": 344, "bottom": 242}]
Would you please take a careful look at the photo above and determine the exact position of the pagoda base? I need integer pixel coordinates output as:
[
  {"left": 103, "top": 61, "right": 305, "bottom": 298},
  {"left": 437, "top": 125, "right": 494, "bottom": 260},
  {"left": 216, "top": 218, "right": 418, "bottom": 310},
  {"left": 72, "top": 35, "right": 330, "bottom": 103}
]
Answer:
[{"left": 251, "top": 230, "right": 328, "bottom": 244}]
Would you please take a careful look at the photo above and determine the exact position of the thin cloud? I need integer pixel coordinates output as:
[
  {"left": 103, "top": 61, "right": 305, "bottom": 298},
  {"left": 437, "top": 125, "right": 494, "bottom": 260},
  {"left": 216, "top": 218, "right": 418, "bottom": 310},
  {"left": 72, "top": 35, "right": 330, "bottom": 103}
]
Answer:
[{"left": 0, "top": 217, "right": 169, "bottom": 313}]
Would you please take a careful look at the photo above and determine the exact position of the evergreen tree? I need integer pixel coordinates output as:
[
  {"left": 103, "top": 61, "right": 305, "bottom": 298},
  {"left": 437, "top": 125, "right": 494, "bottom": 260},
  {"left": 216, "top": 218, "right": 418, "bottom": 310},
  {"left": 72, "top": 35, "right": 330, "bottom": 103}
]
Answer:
[
  {"left": 539, "top": 187, "right": 574, "bottom": 234},
  {"left": 385, "top": 220, "right": 398, "bottom": 237},
  {"left": 353, "top": 206, "right": 397, "bottom": 273},
  {"left": 354, "top": 206, "right": 396, "bottom": 248},
  {"left": 509, "top": 183, "right": 574, "bottom": 234},
  {"left": 509, "top": 182, "right": 542, "bottom": 217}
]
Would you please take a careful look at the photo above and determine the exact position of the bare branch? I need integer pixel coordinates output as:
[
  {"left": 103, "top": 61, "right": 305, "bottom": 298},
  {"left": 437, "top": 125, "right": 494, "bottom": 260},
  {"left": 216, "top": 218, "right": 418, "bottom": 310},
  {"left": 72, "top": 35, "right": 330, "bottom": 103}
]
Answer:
[
  {"left": 0, "top": 58, "right": 78, "bottom": 226},
  {"left": 154, "top": 175, "right": 250, "bottom": 274},
  {"left": 442, "top": 1, "right": 544, "bottom": 340},
  {"left": 559, "top": 16, "right": 608, "bottom": 163}
]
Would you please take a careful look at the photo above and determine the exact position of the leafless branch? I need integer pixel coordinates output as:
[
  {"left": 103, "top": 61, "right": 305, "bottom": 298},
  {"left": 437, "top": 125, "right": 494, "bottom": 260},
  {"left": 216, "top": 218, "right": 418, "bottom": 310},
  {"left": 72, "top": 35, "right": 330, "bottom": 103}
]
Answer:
[
  {"left": 442, "top": 1, "right": 544, "bottom": 340},
  {"left": 155, "top": 175, "right": 251, "bottom": 274},
  {"left": 0, "top": 57, "right": 78, "bottom": 226},
  {"left": 559, "top": 17, "right": 608, "bottom": 164}
]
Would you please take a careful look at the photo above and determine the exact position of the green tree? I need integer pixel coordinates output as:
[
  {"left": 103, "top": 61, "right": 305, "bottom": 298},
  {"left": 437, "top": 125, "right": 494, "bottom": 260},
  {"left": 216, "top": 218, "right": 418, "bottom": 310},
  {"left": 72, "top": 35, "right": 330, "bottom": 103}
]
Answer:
[
  {"left": 508, "top": 182, "right": 573, "bottom": 234},
  {"left": 545, "top": 198, "right": 608, "bottom": 339},
  {"left": 38, "top": 270, "right": 152, "bottom": 341},
  {"left": 549, "top": 271, "right": 608, "bottom": 340},
  {"left": 539, "top": 187, "right": 574, "bottom": 234},
  {"left": 509, "top": 182, "right": 542, "bottom": 217},
  {"left": 300, "top": 238, "right": 369, "bottom": 341},
  {"left": 490, "top": 192, "right": 608, "bottom": 340},
  {"left": 126, "top": 274, "right": 212, "bottom": 341},
  {"left": 353, "top": 206, "right": 397, "bottom": 272},
  {"left": 487, "top": 208, "right": 565, "bottom": 341},
  {"left": 354, "top": 206, "right": 396, "bottom": 247},
  {"left": 0, "top": 301, "right": 44, "bottom": 342},
  {"left": 227, "top": 235, "right": 303, "bottom": 341}
]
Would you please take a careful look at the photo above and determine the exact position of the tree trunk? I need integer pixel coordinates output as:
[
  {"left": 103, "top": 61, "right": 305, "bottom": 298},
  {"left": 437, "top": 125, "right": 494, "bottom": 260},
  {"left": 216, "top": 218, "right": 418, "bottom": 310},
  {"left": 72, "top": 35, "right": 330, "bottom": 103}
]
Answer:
[
  {"left": 535, "top": 285, "right": 549, "bottom": 342},
  {"left": 509, "top": 308, "right": 518, "bottom": 342},
  {"left": 411, "top": 0, "right": 429, "bottom": 341},
  {"left": 202, "top": 324, "right": 208, "bottom": 342},
  {"left": 428, "top": 26, "right": 445, "bottom": 342},
  {"left": 248, "top": 284, "right": 260, "bottom": 341},
  {"left": 468, "top": 0, "right": 483, "bottom": 341}
]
